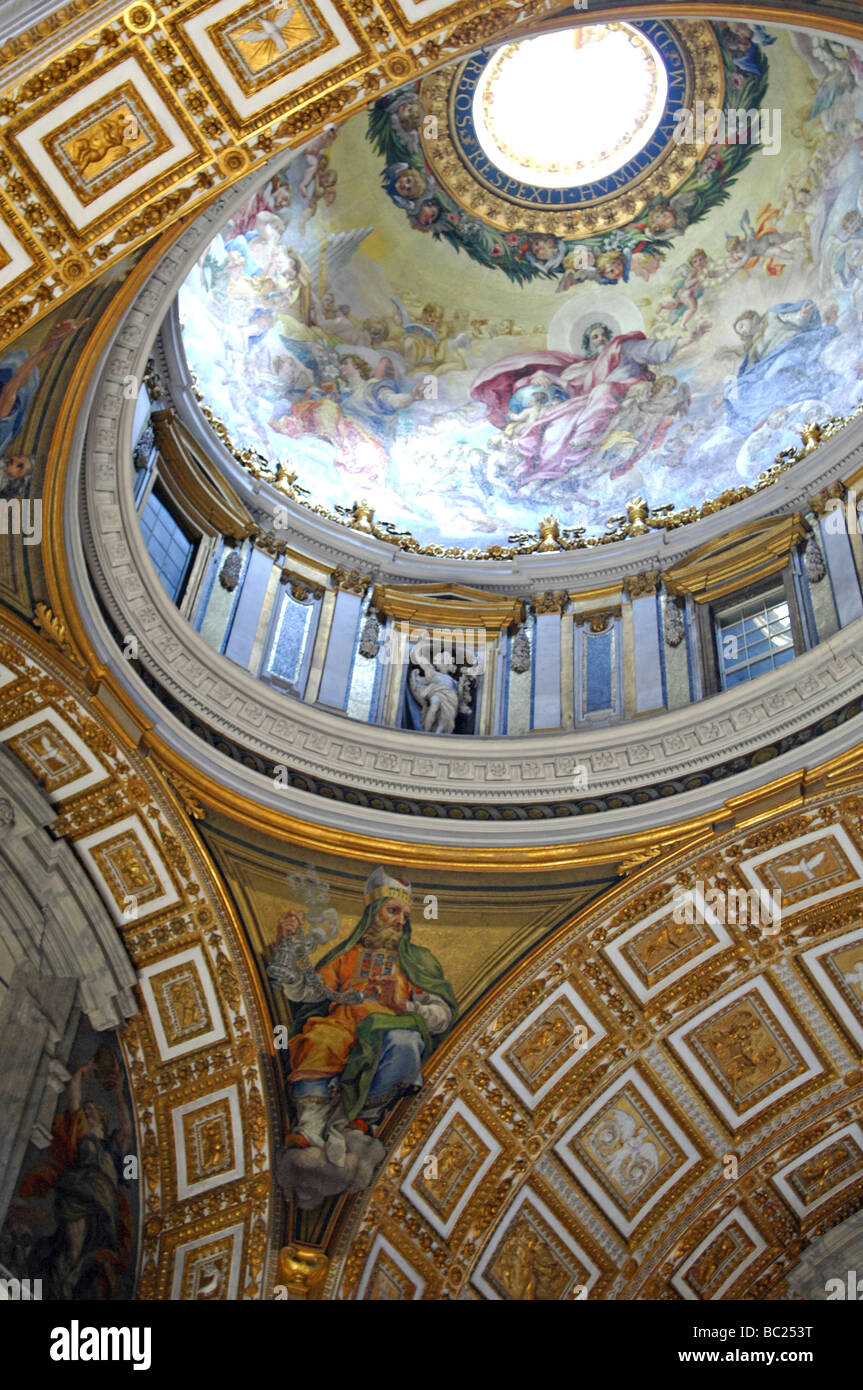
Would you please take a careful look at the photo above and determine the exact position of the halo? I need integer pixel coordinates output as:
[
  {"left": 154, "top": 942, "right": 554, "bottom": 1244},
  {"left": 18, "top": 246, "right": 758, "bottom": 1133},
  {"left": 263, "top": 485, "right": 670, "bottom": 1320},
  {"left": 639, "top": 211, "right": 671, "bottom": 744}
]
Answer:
[{"left": 547, "top": 287, "right": 645, "bottom": 354}]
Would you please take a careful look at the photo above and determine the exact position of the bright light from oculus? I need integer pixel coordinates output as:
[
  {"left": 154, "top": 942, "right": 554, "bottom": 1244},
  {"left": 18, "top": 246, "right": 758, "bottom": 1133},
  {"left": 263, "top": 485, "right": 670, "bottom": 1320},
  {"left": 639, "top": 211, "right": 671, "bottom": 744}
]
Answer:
[{"left": 473, "top": 23, "right": 668, "bottom": 189}]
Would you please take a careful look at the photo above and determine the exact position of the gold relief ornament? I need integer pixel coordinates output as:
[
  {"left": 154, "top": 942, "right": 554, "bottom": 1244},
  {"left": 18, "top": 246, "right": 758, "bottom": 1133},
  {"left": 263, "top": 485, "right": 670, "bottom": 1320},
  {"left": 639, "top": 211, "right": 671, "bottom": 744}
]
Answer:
[
  {"left": 58, "top": 256, "right": 89, "bottom": 287},
  {"left": 218, "top": 147, "right": 251, "bottom": 178},
  {"left": 574, "top": 609, "right": 619, "bottom": 634},
  {"left": 626, "top": 570, "right": 662, "bottom": 600},
  {"left": 531, "top": 591, "right": 568, "bottom": 617},
  {"left": 278, "top": 1244, "right": 329, "bottom": 1299},
  {"left": 124, "top": 4, "right": 157, "bottom": 35},
  {"left": 331, "top": 565, "right": 372, "bottom": 596}
]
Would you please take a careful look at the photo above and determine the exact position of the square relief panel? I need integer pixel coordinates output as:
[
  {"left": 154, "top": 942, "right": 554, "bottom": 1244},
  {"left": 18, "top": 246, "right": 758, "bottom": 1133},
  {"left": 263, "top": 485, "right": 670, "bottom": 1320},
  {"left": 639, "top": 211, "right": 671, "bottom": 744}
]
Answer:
[
  {"left": 490, "top": 981, "right": 605, "bottom": 1110},
  {"left": 772, "top": 1122, "right": 863, "bottom": 1218},
  {"left": 6, "top": 49, "right": 207, "bottom": 238},
  {"left": 167, "top": 0, "right": 366, "bottom": 131},
  {"left": 672, "top": 1209, "right": 766, "bottom": 1300},
  {"left": 668, "top": 977, "right": 823, "bottom": 1129},
  {"left": 171, "top": 1085, "right": 244, "bottom": 1200},
  {"left": 401, "top": 1098, "right": 501, "bottom": 1239},
  {"left": 738, "top": 825, "right": 863, "bottom": 916},
  {"left": 554, "top": 1065, "right": 700, "bottom": 1237},
  {"left": 356, "top": 1234, "right": 425, "bottom": 1300},
  {"left": 139, "top": 945, "right": 227, "bottom": 1061},
  {"left": 76, "top": 814, "right": 181, "bottom": 924},
  {"left": 0, "top": 707, "right": 108, "bottom": 801},
  {"left": 169, "top": 1223, "right": 245, "bottom": 1300},
  {"left": 604, "top": 887, "right": 733, "bottom": 1004},
  {"left": 472, "top": 1186, "right": 600, "bottom": 1301},
  {"left": 800, "top": 927, "right": 863, "bottom": 1051}
]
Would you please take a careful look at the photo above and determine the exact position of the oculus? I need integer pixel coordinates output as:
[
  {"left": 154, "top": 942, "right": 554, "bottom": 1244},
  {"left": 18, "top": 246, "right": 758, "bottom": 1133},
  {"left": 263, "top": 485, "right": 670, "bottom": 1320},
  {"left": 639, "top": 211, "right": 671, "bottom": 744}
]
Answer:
[{"left": 472, "top": 24, "right": 668, "bottom": 191}]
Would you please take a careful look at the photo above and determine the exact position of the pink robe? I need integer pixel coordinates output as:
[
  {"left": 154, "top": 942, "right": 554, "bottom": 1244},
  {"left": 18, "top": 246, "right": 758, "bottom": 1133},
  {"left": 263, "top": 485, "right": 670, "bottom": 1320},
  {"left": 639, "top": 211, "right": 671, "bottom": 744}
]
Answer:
[{"left": 471, "top": 333, "right": 674, "bottom": 484}]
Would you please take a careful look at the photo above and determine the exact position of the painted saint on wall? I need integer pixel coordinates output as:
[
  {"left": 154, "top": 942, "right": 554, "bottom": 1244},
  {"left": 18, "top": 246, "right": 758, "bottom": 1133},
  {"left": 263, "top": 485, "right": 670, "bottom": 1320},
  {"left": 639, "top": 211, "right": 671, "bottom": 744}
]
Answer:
[
  {"left": 0, "top": 1026, "right": 137, "bottom": 1300},
  {"left": 270, "top": 866, "right": 456, "bottom": 1209}
]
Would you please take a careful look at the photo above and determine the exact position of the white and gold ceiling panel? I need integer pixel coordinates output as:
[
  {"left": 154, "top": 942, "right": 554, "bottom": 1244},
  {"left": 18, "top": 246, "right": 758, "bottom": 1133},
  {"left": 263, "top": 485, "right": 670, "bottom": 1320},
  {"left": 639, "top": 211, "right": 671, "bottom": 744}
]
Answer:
[
  {"left": 603, "top": 891, "right": 735, "bottom": 1007},
  {"left": 76, "top": 811, "right": 183, "bottom": 924},
  {"left": 554, "top": 1065, "right": 703, "bottom": 1240},
  {"left": 671, "top": 1208, "right": 768, "bottom": 1301},
  {"left": 5, "top": 46, "right": 211, "bottom": 242},
  {"left": 489, "top": 981, "right": 605, "bottom": 1111},
  {"left": 356, "top": 1232, "right": 426, "bottom": 1300},
  {"left": 667, "top": 977, "right": 828, "bottom": 1135},
  {"left": 165, "top": 0, "right": 370, "bottom": 134},
  {"left": 800, "top": 927, "right": 863, "bottom": 1053},
  {"left": 171, "top": 1082, "right": 245, "bottom": 1199},
  {"left": 771, "top": 1121, "right": 863, "bottom": 1223},
  {"left": 0, "top": 703, "right": 109, "bottom": 800},
  {"left": 738, "top": 824, "right": 863, "bottom": 919},
  {"left": 471, "top": 1185, "right": 601, "bottom": 1301},
  {"left": 139, "top": 944, "right": 229, "bottom": 1061},
  {"left": 168, "top": 1221, "right": 247, "bottom": 1299},
  {"left": 401, "top": 1097, "right": 503, "bottom": 1240}
]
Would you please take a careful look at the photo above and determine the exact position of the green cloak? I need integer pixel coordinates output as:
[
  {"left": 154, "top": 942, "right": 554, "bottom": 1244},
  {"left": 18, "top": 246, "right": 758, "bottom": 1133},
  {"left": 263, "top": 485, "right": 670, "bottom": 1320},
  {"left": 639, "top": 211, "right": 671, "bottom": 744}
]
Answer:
[{"left": 289, "top": 903, "right": 458, "bottom": 1120}]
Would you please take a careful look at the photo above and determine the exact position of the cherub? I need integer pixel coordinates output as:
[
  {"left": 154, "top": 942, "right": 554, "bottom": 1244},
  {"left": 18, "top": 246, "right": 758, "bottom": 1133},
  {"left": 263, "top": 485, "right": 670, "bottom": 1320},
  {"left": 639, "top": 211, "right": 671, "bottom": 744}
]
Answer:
[
  {"left": 524, "top": 233, "right": 565, "bottom": 273},
  {"left": 646, "top": 189, "right": 697, "bottom": 237},
  {"left": 298, "top": 154, "right": 338, "bottom": 233},
  {"left": 389, "top": 92, "right": 425, "bottom": 153},
  {"left": 657, "top": 248, "right": 710, "bottom": 329},
  {"left": 382, "top": 162, "right": 428, "bottom": 210},
  {"left": 298, "top": 122, "right": 337, "bottom": 199},
  {"left": 0, "top": 453, "right": 32, "bottom": 500},
  {"left": 557, "top": 247, "right": 628, "bottom": 292}
]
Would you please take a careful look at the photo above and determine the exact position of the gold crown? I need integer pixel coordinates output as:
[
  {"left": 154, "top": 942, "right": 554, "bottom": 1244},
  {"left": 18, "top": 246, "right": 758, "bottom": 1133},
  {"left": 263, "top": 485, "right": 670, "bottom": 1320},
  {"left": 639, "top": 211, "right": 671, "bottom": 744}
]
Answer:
[{"left": 364, "top": 866, "right": 412, "bottom": 908}]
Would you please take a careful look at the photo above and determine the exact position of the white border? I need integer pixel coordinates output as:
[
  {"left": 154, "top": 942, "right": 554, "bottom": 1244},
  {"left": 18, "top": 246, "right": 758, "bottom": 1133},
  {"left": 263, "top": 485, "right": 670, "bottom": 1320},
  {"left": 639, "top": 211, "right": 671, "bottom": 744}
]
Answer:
[
  {"left": 489, "top": 980, "right": 605, "bottom": 1108},
  {"left": 668, "top": 975, "right": 823, "bottom": 1128},
  {"left": 356, "top": 1233, "right": 426, "bottom": 1300},
  {"left": 0, "top": 705, "right": 108, "bottom": 801},
  {"left": 75, "top": 812, "right": 181, "bottom": 924},
  {"left": 171, "top": 1083, "right": 244, "bottom": 1199},
  {"left": 138, "top": 944, "right": 226, "bottom": 1061},
  {"left": 169, "top": 1221, "right": 245, "bottom": 1300},
  {"left": 181, "top": 0, "right": 360, "bottom": 121},
  {"left": 739, "top": 824, "right": 863, "bottom": 916},
  {"left": 401, "top": 1097, "right": 501, "bottom": 1239},
  {"left": 671, "top": 1208, "right": 766, "bottom": 1300},
  {"left": 772, "top": 1121, "right": 863, "bottom": 1218},
  {"left": 15, "top": 56, "right": 197, "bottom": 231},
  {"left": 604, "top": 887, "right": 732, "bottom": 1004},
  {"left": 554, "top": 1064, "right": 699, "bottom": 1237},
  {"left": 472, "top": 1184, "right": 600, "bottom": 1300}
]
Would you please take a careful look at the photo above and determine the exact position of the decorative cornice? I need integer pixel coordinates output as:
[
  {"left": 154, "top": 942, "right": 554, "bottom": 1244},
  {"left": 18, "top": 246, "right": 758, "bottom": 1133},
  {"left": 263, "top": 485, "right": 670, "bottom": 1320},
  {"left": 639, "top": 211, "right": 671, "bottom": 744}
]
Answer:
[
  {"left": 331, "top": 566, "right": 373, "bottom": 596},
  {"left": 625, "top": 571, "right": 662, "bottom": 600},
  {"left": 531, "top": 590, "right": 569, "bottom": 616}
]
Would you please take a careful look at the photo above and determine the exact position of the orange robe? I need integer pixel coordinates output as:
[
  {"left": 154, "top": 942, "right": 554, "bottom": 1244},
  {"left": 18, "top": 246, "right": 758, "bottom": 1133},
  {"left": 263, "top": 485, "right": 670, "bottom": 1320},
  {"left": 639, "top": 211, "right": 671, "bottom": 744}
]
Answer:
[{"left": 288, "top": 945, "right": 412, "bottom": 1082}]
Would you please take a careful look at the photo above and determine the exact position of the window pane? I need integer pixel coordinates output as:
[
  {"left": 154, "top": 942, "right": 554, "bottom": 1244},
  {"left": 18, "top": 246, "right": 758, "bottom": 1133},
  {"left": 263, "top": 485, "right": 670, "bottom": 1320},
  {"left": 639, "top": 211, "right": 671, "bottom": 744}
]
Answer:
[
  {"left": 715, "top": 588, "right": 795, "bottom": 691},
  {"left": 140, "top": 490, "right": 195, "bottom": 602}
]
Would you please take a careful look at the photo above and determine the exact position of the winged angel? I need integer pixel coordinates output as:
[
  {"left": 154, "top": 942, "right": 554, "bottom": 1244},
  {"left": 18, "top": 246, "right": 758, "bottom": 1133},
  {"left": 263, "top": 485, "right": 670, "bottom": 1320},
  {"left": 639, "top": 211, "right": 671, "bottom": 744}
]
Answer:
[
  {"left": 232, "top": 4, "right": 311, "bottom": 69},
  {"left": 408, "top": 637, "right": 476, "bottom": 735}
]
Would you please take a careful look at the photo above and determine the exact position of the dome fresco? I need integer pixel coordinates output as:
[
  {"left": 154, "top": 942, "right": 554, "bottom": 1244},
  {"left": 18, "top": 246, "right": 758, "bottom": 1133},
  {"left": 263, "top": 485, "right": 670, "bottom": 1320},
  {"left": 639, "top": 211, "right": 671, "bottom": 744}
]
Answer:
[{"left": 180, "top": 19, "right": 863, "bottom": 552}]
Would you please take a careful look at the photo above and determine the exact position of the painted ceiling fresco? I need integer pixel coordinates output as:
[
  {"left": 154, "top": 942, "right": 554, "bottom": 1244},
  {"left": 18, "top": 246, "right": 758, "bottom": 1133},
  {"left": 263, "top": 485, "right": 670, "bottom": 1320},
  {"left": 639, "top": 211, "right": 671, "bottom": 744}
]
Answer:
[{"left": 180, "top": 18, "right": 863, "bottom": 550}]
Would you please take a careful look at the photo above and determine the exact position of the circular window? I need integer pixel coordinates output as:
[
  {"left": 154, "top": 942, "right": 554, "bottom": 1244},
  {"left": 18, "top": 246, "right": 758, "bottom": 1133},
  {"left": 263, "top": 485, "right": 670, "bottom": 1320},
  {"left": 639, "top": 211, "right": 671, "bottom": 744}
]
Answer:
[{"left": 472, "top": 24, "right": 669, "bottom": 189}]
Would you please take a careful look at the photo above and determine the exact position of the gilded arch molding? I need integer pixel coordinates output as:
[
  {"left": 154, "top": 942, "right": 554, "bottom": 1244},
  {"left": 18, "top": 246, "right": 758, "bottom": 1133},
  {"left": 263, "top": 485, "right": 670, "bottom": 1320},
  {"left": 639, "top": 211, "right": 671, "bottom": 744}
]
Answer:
[{"left": 0, "top": 608, "right": 278, "bottom": 1300}]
